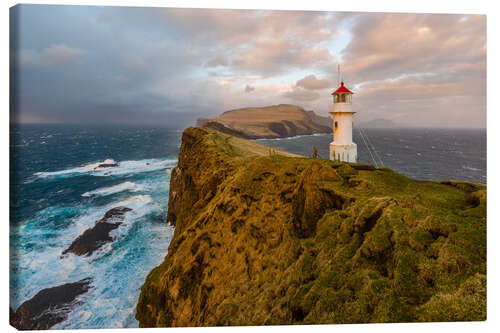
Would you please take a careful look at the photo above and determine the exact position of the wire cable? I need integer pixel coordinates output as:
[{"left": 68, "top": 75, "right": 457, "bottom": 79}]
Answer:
[{"left": 358, "top": 127, "right": 378, "bottom": 168}]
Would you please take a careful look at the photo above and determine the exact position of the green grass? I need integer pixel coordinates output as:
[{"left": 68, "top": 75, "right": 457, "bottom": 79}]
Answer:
[{"left": 136, "top": 127, "right": 486, "bottom": 327}]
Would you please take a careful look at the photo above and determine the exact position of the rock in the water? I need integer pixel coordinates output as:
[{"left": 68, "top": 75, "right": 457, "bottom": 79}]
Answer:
[
  {"left": 96, "top": 158, "right": 119, "bottom": 169},
  {"left": 97, "top": 162, "right": 118, "bottom": 168},
  {"left": 62, "top": 206, "right": 132, "bottom": 256},
  {"left": 10, "top": 278, "right": 92, "bottom": 330}
]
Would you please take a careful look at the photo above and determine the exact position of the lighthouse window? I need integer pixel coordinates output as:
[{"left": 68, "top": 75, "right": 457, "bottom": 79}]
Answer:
[
  {"left": 341, "top": 94, "right": 346, "bottom": 102},
  {"left": 335, "top": 121, "right": 338, "bottom": 129}
]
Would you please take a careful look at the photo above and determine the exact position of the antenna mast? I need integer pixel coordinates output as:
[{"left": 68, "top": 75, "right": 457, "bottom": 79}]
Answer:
[{"left": 337, "top": 64, "right": 340, "bottom": 86}]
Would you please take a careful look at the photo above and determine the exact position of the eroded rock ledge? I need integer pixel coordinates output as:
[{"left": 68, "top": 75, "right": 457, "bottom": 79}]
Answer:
[
  {"left": 63, "top": 206, "right": 132, "bottom": 257},
  {"left": 136, "top": 127, "right": 486, "bottom": 327},
  {"left": 10, "top": 278, "right": 92, "bottom": 330}
]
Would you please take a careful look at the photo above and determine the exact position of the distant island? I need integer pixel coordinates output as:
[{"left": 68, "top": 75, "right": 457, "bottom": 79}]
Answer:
[
  {"left": 196, "top": 106, "right": 399, "bottom": 140},
  {"left": 196, "top": 104, "right": 332, "bottom": 139}
]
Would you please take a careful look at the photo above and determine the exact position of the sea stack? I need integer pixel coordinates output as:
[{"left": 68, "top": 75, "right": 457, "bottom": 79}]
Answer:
[{"left": 329, "top": 81, "right": 357, "bottom": 162}]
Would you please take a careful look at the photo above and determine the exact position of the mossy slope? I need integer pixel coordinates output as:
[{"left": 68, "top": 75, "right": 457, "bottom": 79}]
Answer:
[{"left": 136, "top": 127, "right": 486, "bottom": 327}]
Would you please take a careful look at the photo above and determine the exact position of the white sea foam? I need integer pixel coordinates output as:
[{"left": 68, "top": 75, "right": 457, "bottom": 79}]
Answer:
[
  {"left": 12, "top": 169, "right": 169, "bottom": 324},
  {"left": 462, "top": 165, "right": 481, "bottom": 172},
  {"left": 273, "top": 134, "right": 311, "bottom": 141},
  {"left": 82, "top": 182, "right": 144, "bottom": 197},
  {"left": 52, "top": 204, "right": 173, "bottom": 329},
  {"left": 254, "top": 132, "right": 329, "bottom": 142},
  {"left": 11, "top": 193, "right": 161, "bottom": 311},
  {"left": 34, "top": 158, "right": 177, "bottom": 179}
]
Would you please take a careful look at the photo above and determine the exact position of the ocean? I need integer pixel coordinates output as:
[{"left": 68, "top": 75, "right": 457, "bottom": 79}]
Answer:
[
  {"left": 10, "top": 125, "right": 181, "bottom": 329},
  {"left": 9, "top": 125, "right": 486, "bottom": 329},
  {"left": 257, "top": 127, "right": 486, "bottom": 184}
]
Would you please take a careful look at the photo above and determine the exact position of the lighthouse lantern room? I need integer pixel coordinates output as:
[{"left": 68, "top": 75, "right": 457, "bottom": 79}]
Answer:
[{"left": 329, "top": 81, "right": 357, "bottom": 163}]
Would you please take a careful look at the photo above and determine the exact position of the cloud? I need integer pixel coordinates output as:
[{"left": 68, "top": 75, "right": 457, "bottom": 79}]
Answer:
[
  {"left": 282, "top": 86, "right": 320, "bottom": 101},
  {"left": 296, "top": 75, "right": 331, "bottom": 90},
  {"left": 329, "top": 12, "right": 486, "bottom": 127},
  {"left": 206, "top": 55, "right": 229, "bottom": 67},
  {"left": 122, "top": 55, "right": 148, "bottom": 69},
  {"left": 340, "top": 13, "right": 486, "bottom": 83},
  {"left": 17, "top": 44, "right": 86, "bottom": 68},
  {"left": 155, "top": 8, "right": 340, "bottom": 77},
  {"left": 10, "top": 5, "right": 486, "bottom": 128},
  {"left": 230, "top": 40, "right": 336, "bottom": 77},
  {"left": 157, "top": 9, "right": 339, "bottom": 47}
]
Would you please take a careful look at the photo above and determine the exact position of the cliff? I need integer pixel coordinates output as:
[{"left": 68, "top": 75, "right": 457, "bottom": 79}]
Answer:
[
  {"left": 198, "top": 104, "right": 332, "bottom": 139},
  {"left": 305, "top": 110, "right": 332, "bottom": 128},
  {"left": 136, "top": 127, "right": 486, "bottom": 327}
]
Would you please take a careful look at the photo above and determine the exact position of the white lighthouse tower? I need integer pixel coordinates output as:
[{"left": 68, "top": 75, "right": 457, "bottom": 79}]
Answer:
[{"left": 329, "top": 81, "right": 357, "bottom": 163}]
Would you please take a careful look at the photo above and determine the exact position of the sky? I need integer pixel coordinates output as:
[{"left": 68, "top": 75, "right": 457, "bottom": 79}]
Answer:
[{"left": 9, "top": 5, "right": 486, "bottom": 128}]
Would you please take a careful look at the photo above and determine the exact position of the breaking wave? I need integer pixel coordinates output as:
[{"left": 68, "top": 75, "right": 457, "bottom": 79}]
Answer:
[
  {"left": 82, "top": 182, "right": 144, "bottom": 197},
  {"left": 33, "top": 158, "right": 177, "bottom": 179},
  {"left": 11, "top": 174, "right": 173, "bottom": 329},
  {"left": 462, "top": 165, "right": 481, "bottom": 172}
]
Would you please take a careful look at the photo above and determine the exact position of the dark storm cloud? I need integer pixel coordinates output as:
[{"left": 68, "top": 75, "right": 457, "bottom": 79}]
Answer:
[
  {"left": 10, "top": 5, "right": 486, "bottom": 128},
  {"left": 10, "top": 4, "right": 221, "bottom": 126}
]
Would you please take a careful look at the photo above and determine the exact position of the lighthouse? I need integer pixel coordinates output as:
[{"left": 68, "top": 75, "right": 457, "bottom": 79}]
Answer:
[{"left": 329, "top": 81, "right": 357, "bottom": 163}]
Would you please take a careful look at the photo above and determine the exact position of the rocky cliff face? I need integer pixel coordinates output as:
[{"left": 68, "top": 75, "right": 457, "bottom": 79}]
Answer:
[{"left": 136, "top": 127, "right": 486, "bottom": 327}]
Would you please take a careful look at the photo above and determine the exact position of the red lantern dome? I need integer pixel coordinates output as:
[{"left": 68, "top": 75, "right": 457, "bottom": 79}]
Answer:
[{"left": 331, "top": 81, "right": 353, "bottom": 95}]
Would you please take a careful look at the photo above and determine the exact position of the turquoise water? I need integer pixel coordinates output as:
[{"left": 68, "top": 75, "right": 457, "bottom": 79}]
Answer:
[{"left": 10, "top": 125, "right": 182, "bottom": 328}]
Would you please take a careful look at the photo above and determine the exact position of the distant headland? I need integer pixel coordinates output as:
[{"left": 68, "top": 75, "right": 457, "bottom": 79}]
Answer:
[{"left": 196, "top": 104, "right": 332, "bottom": 139}]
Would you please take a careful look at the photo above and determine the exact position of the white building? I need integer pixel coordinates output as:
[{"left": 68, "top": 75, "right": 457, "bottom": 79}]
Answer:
[{"left": 329, "top": 81, "right": 357, "bottom": 163}]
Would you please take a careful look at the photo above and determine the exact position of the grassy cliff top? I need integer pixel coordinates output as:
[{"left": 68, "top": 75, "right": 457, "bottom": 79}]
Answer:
[
  {"left": 219, "top": 104, "right": 310, "bottom": 123},
  {"left": 136, "top": 127, "right": 486, "bottom": 327},
  {"left": 200, "top": 126, "right": 302, "bottom": 158}
]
